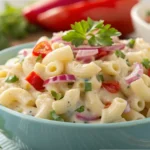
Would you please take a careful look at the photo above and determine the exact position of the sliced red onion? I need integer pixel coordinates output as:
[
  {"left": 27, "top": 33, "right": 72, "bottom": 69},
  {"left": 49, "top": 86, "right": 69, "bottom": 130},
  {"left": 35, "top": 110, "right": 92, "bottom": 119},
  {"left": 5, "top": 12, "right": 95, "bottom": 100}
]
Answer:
[
  {"left": 76, "top": 49, "right": 98, "bottom": 58},
  {"left": 72, "top": 44, "right": 125, "bottom": 52},
  {"left": 44, "top": 74, "right": 76, "bottom": 85},
  {"left": 125, "top": 63, "right": 143, "bottom": 84},
  {"left": 123, "top": 103, "right": 131, "bottom": 113},
  {"left": 77, "top": 56, "right": 95, "bottom": 64},
  {"left": 23, "top": 50, "right": 28, "bottom": 57},
  {"left": 76, "top": 113, "right": 100, "bottom": 121},
  {"left": 51, "top": 37, "right": 62, "bottom": 43}
]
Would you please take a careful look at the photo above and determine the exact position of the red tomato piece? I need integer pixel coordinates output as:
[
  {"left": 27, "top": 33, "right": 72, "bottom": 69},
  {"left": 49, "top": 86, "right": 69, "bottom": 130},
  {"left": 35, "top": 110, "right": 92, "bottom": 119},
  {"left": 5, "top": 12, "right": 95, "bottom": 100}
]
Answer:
[
  {"left": 104, "top": 102, "right": 111, "bottom": 109},
  {"left": 32, "top": 41, "right": 52, "bottom": 58},
  {"left": 95, "top": 50, "right": 109, "bottom": 59},
  {"left": 148, "top": 69, "right": 150, "bottom": 77},
  {"left": 102, "top": 81, "right": 120, "bottom": 93},
  {"left": 25, "top": 71, "right": 45, "bottom": 91}
]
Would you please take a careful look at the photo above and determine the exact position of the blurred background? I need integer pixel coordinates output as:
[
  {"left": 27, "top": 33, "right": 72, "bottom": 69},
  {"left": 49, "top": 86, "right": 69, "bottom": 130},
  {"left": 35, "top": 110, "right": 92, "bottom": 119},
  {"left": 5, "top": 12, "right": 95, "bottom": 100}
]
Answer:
[{"left": 0, "top": 0, "right": 147, "bottom": 50}]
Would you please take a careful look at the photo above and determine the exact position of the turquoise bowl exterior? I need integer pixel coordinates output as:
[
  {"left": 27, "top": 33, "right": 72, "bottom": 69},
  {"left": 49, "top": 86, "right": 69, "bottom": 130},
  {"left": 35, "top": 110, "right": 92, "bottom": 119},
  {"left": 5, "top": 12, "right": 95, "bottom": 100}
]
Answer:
[{"left": 0, "top": 43, "right": 150, "bottom": 150}]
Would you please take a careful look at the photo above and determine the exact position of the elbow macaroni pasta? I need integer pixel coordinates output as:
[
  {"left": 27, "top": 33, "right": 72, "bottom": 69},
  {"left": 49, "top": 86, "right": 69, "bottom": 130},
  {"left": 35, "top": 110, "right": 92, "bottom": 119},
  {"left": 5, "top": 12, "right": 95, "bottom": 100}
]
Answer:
[{"left": 0, "top": 35, "right": 150, "bottom": 124}]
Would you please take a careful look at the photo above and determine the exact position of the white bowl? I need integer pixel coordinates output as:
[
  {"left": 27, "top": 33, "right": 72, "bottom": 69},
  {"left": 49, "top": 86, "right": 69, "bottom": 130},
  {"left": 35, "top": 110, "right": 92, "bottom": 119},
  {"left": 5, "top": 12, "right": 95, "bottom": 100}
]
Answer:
[{"left": 131, "top": 1, "right": 150, "bottom": 42}]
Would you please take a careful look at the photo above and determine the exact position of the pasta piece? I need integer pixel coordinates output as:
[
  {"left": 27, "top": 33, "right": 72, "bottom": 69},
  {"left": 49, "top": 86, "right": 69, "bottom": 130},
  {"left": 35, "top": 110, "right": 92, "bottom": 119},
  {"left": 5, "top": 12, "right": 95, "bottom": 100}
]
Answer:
[
  {"left": 90, "top": 76, "right": 102, "bottom": 90},
  {"left": 126, "top": 49, "right": 150, "bottom": 64},
  {"left": 113, "top": 118, "right": 126, "bottom": 123},
  {"left": 0, "top": 88, "right": 35, "bottom": 107},
  {"left": 36, "top": 36, "right": 49, "bottom": 44},
  {"left": 35, "top": 94, "right": 54, "bottom": 119},
  {"left": 122, "top": 109, "right": 145, "bottom": 121},
  {"left": 128, "top": 95, "right": 145, "bottom": 112},
  {"left": 134, "top": 38, "right": 150, "bottom": 50},
  {"left": 51, "top": 42, "right": 65, "bottom": 50},
  {"left": 45, "top": 61, "right": 64, "bottom": 77},
  {"left": 52, "top": 89, "right": 80, "bottom": 114},
  {"left": 100, "top": 60, "right": 120, "bottom": 76},
  {"left": 146, "top": 108, "right": 150, "bottom": 118},
  {"left": 145, "top": 102, "right": 150, "bottom": 109},
  {"left": 98, "top": 88, "right": 125, "bottom": 103},
  {"left": 131, "top": 78, "right": 150, "bottom": 102},
  {"left": 85, "top": 91, "right": 104, "bottom": 116},
  {"left": 34, "top": 63, "right": 46, "bottom": 79},
  {"left": 22, "top": 54, "right": 37, "bottom": 76},
  {"left": 101, "top": 97, "right": 127, "bottom": 123},
  {"left": 0, "top": 70, "right": 7, "bottom": 78},
  {"left": 11, "top": 63, "right": 23, "bottom": 77},
  {"left": 42, "top": 45, "right": 74, "bottom": 65},
  {"left": 72, "top": 79, "right": 85, "bottom": 92},
  {"left": 66, "top": 61, "right": 101, "bottom": 78}
]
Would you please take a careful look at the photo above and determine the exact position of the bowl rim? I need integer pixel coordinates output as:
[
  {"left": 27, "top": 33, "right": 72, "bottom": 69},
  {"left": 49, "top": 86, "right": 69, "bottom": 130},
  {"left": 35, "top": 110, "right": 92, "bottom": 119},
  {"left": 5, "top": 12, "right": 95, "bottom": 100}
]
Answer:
[
  {"left": 131, "top": 1, "right": 150, "bottom": 30},
  {"left": 1, "top": 42, "right": 150, "bottom": 128}
]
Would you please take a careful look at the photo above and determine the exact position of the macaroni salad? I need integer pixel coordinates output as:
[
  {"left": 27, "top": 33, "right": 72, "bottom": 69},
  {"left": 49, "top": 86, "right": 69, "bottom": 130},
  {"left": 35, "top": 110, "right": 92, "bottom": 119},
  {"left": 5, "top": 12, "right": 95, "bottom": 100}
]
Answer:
[{"left": 0, "top": 18, "right": 150, "bottom": 124}]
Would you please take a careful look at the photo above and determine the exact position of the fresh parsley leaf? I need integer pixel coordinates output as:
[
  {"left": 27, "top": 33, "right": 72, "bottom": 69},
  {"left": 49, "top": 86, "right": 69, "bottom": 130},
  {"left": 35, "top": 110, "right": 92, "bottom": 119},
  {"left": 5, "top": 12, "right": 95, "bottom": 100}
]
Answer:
[
  {"left": 127, "top": 39, "right": 135, "bottom": 48},
  {"left": 5, "top": 75, "right": 19, "bottom": 83},
  {"left": 76, "top": 106, "right": 85, "bottom": 113},
  {"left": 50, "top": 110, "right": 64, "bottom": 121},
  {"left": 115, "top": 50, "right": 125, "bottom": 59},
  {"left": 51, "top": 90, "right": 63, "bottom": 100},
  {"left": 62, "top": 17, "right": 121, "bottom": 47},
  {"left": 84, "top": 82, "right": 92, "bottom": 92},
  {"left": 96, "top": 74, "right": 104, "bottom": 82},
  {"left": 142, "top": 59, "right": 150, "bottom": 69},
  {"left": 36, "top": 54, "right": 42, "bottom": 62}
]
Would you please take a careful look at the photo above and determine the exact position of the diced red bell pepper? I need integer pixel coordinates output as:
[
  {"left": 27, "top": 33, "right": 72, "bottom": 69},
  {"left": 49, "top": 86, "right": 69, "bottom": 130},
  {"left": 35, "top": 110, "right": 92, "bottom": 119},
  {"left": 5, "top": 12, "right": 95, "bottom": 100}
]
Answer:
[
  {"left": 23, "top": 0, "right": 86, "bottom": 24},
  {"left": 102, "top": 81, "right": 120, "bottom": 93},
  {"left": 26, "top": 71, "right": 45, "bottom": 91},
  {"left": 32, "top": 41, "right": 52, "bottom": 58},
  {"left": 148, "top": 69, "right": 150, "bottom": 77},
  {"left": 37, "top": 0, "right": 138, "bottom": 36}
]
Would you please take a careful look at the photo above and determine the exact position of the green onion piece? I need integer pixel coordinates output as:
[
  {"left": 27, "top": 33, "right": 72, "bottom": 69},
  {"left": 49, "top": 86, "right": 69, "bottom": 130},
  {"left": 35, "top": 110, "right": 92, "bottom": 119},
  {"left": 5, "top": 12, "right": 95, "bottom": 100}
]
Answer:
[
  {"left": 142, "top": 58, "right": 150, "bottom": 69},
  {"left": 51, "top": 90, "right": 63, "bottom": 100},
  {"left": 96, "top": 74, "right": 104, "bottom": 82},
  {"left": 127, "top": 39, "right": 135, "bottom": 48},
  {"left": 84, "top": 82, "right": 92, "bottom": 92},
  {"left": 126, "top": 59, "right": 131, "bottom": 66},
  {"left": 36, "top": 54, "right": 42, "bottom": 62},
  {"left": 50, "top": 110, "right": 64, "bottom": 121},
  {"left": 5, "top": 75, "right": 19, "bottom": 83},
  {"left": 115, "top": 50, "right": 125, "bottom": 59},
  {"left": 76, "top": 106, "right": 85, "bottom": 113}
]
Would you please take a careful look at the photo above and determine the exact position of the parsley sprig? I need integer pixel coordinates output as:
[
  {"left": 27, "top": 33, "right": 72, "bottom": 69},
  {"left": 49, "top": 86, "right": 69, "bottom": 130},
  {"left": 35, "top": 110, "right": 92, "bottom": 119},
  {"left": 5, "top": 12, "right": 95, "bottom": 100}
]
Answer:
[{"left": 62, "top": 18, "right": 121, "bottom": 47}]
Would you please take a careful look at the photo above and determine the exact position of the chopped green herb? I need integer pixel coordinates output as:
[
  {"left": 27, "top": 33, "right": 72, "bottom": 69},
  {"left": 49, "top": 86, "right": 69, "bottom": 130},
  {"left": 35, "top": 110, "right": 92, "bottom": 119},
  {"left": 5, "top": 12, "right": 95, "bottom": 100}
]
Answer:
[
  {"left": 50, "top": 110, "right": 64, "bottom": 121},
  {"left": 84, "top": 82, "right": 92, "bottom": 92},
  {"left": 36, "top": 54, "right": 42, "bottom": 62},
  {"left": 142, "top": 59, "right": 150, "bottom": 69},
  {"left": 62, "top": 17, "right": 121, "bottom": 47},
  {"left": 127, "top": 39, "right": 135, "bottom": 48},
  {"left": 76, "top": 106, "right": 85, "bottom": 113},
  {"left": 115, "top": 50, "right": 125, "bottom": 59},
  {"left": 126, "top": 59, "right": 131, "bottom": 66},
  {"left": 96, "top": 74, "right": 104, "bottom": 82},
  {"left": 51, "top": 90, "right": 63, "bottom": 100},
  {"left": 5, "top": 75, "right": 19, "bottom": 83},
  {"left": 0, "top": 3, "right": 40, "bottom": 50}
]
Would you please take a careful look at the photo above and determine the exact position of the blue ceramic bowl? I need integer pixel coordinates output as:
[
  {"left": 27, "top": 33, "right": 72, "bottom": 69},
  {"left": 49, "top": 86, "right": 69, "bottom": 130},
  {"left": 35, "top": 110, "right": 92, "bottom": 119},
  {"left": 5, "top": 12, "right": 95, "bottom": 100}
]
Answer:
[{"left": 0, "top": 43, "right": 150, "bottom": 150}]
